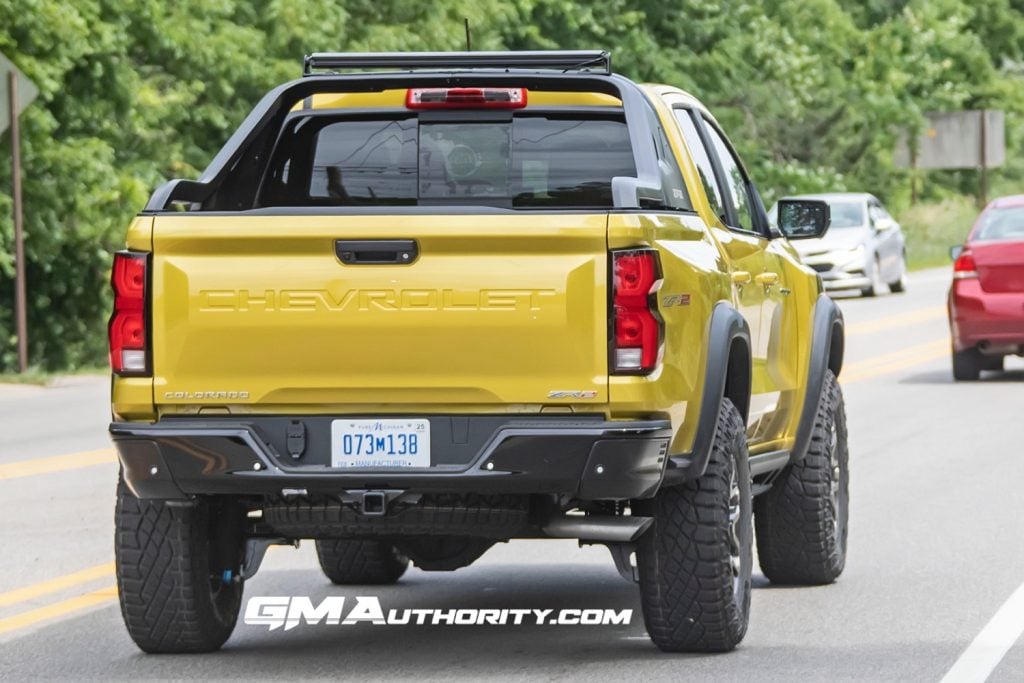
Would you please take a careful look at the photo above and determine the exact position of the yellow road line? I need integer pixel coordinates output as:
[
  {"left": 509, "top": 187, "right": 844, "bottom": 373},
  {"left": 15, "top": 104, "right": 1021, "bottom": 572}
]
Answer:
[
  {"left": 0, "top": 448, "right": 116, "bottom": 480},
  {"left": 0, "top": 563, "right": 114, "bottom": 608},
  {"left": 842, "top": 339, "right": 949, "bottom": 384},
  {"left": 0, "top": 585, "right": 117, "bottom": 635},
  {"left": 845, "top": 306, "right": 946, "bottom": 336},
  {"left": 842, "top": 347, "right": 949, "bottom": 384},
  {"left": 843, "top": 338, "right": 948, "bottom": 374}
]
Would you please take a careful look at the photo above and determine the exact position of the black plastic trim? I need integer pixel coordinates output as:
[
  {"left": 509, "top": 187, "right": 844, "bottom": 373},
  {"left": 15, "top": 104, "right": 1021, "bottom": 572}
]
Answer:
[
  {"left": 335, "top": 239, "right": 419, "bottom": 265},
  {"left": 110, "top": 418, "right": 672, "bottom": 501},
  {"left": 144, "top": 179, "right": 210, "bottom": 212},
  {"left": 303, "top": 50, "right": 612, "bottom": 75},
  {"left": 790, "top": 293, "right": 844, "bottom": 465},
  {"left": 661, "top": 302, "right": 751, "bottom": 484}
]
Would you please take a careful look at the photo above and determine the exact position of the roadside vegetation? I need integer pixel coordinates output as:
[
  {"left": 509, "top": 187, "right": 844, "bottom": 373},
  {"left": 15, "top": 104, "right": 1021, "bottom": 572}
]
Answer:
[
  {"left": 898, "top": 197, "right": 982, "bottom": 271},
  {"left": 1, "top": 0, "right": 1022, "bottom": 371},
  {"left": 0, "top": 365, "right": 106, "bottom": 385},
  {"left": 0, "top": 368, "right": 52, "bottom": 385}
]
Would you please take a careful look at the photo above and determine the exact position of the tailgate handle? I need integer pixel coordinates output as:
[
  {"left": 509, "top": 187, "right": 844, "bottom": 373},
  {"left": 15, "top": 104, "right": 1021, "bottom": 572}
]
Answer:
[{"left": 335, "top": 239, "right": 418, "bottom": 265}]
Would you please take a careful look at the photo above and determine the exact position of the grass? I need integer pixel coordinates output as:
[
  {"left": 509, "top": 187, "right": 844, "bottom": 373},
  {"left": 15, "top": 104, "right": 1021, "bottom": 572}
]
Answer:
[
  {"left": 0, "top": 366, "right": 107, "bottom": 386},
  {"left": 897, "top": 196, "right": 980, "bottom": 271}
]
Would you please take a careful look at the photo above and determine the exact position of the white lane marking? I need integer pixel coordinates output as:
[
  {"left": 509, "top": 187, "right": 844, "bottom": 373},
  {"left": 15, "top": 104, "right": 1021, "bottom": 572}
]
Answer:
[{"left": 942, "top": 582, "right": 1024, "bottom": 683}]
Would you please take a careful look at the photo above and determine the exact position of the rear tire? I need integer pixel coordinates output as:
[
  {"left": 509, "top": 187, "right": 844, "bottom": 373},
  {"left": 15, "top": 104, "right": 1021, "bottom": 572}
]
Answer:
[
  {"left": 754, "top": 370, "right": 849, "bottom": 585},
  {"left": 115, "top": 477, "right": 243, "bottom": 653},
  {"left": 888, "top": 256, "right": 908, "bottom": 293},
  {"left": 860, "top": 257, "right": 884, "bottom": 297},
  {"left": 981, "top": 355, "right": 1004, "bottom": 372},
  {"left": 315, "top": 539, "right": 409, "bottom": 585},
  {"left": 636, "top": 398, "right": 752, "bottom": 652},
  {"left": 952, "top": 347, "right": 982, "bottom": 381}
]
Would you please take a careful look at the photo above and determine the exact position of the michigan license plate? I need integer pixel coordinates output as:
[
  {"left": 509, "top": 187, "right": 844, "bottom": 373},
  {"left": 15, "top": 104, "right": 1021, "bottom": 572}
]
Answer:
[{"left": 330, "top": 419, "right": 430, "bottom": 468}]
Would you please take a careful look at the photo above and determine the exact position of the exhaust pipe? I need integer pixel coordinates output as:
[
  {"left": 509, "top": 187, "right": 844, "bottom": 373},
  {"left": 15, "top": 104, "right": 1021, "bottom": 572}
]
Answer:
[
  {"left": 542, "top": 515, "right": 653, "bottom": 543},
  {"left": 978, "top": 341, "right": 1020, "bottom": 356}
]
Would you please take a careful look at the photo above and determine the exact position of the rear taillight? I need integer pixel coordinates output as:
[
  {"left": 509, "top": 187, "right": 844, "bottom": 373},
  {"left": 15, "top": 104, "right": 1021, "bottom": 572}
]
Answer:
[
  {"left": 953, "top": 250, "right": 978, "bottom": 280},
  {"left": 405, "top": 87, "right": 527, "bottom": 110},
  {"left": 612, "top": 249, "right": 663, "bottom": 374},
  {"left": 109, "top": 251, "right": 150, "bottom": 375}
]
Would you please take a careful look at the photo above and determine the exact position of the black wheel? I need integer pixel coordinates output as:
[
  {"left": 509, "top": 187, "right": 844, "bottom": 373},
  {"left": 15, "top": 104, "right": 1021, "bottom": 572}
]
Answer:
[
  {"left": 952, "top": 347, "right": 982, "bottom": 381},
  {"left": 981, "top": 355, "right": 1004, "bottom": 372},
  {"left": 860, "top": 257, "right": 884, "bottom": 297},
  {"left": 636, "top": 398, "right": 752, "bottom": 652},
  {"left": 888, "top": 256, "right": 908, "bottom": 293},
  {"left": 115, "top": 476, "right": 244, "bottom": 653},
  {"left": 315, "top": 539, "right": 409, "bottom": 584},
  {"left": 755, "top": 370, "right": 849, "bottom": 585}
]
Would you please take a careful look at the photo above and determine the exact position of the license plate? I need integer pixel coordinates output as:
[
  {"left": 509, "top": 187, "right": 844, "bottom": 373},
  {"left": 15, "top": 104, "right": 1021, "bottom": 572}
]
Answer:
[{"left": 330, "top": 419, "right": 430, "bottom": 468}]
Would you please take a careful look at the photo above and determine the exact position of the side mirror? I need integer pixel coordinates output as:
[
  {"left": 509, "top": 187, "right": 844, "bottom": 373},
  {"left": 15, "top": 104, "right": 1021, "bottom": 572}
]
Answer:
[
  {"left": 777, "top": 199, "right": 831, "bottom": 240},
  {"left": 950, "top": 245, "right": 963, "bottom": 260}
]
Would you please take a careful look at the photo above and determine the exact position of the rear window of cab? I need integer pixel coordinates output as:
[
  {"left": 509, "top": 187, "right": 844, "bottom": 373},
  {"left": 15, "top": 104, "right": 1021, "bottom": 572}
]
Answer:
[{"left": 259, "top": 111, "right": 637, "bottom": 209}]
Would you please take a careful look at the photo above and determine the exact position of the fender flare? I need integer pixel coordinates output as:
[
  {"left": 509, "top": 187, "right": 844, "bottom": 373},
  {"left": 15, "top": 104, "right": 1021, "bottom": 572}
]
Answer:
[
  {"left": 789, "top": 293, "right": 844, "bottom": 465},
  {"left": 663, "top": 302, "right": 751, "bottom": 485}
]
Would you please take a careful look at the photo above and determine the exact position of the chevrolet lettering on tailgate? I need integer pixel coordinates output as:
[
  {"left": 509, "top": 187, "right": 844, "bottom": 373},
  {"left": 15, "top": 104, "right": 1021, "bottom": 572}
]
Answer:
[{"left": 197, "top": 288, "right": 558, "bottom": 312}]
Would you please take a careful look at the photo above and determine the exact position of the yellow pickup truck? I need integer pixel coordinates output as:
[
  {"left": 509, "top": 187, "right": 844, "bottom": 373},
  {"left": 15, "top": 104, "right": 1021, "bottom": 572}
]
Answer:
[{"left": 108, "top": 51, "right": 848, "bottom": 654}]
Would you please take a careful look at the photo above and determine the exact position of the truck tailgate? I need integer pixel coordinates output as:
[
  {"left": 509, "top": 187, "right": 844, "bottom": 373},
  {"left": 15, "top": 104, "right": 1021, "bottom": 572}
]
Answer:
[{"left": 151, "top": 213, "right": 609, "bottom": 409}]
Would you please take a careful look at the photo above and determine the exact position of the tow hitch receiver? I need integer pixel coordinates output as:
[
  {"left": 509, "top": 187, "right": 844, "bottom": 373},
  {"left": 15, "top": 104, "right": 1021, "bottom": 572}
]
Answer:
[{"left": 361, "top": 491, "right": 387, "bottom": 516}]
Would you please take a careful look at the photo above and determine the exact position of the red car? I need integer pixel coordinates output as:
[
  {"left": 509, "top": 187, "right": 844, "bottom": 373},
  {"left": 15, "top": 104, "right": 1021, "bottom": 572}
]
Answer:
[{"left": 949, "top": 194, "right": 1024, "bottom": 380}]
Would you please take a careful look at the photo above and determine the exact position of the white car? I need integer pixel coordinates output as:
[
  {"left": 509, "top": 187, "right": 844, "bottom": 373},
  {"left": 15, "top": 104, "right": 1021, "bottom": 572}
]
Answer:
[{"left": 771, "top": 192, "right": 908, "bottom": 296}]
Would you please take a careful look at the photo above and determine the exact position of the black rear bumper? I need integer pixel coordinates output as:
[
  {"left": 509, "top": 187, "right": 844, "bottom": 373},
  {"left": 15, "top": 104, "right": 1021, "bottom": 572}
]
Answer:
[{"left": 110, "top": 416, "right": 672, "bottom": 502}]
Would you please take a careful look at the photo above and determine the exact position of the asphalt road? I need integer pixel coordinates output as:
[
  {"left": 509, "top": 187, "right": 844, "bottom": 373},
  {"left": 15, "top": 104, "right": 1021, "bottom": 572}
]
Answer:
[{"left": 2, "top": 266, "right": 1023, "bottom": 682}]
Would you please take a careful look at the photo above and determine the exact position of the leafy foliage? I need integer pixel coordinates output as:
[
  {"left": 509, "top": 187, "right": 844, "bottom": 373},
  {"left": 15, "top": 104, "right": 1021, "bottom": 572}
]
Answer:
[
  {"left": 0, "top": 0, "right": 1021, "bottom": 370},
  {"left": 900, "top": 196, "right": 981, "bottom": 270}
]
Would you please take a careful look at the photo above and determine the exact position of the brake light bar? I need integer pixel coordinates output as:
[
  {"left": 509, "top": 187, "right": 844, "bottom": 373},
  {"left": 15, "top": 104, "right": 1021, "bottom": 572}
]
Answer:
[
  {"left": 109, "top": 251, "right": 150, "bottom": 375},
  {"left": 405, "top": 87, "right": 527, "bottom": 110},
  {"left": 612, "top": 249, "right": 663, "bottom": 374}
]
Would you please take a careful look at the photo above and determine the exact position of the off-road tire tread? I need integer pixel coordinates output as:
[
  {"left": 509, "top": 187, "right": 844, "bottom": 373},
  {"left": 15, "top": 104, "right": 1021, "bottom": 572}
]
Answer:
[
  {"left": 315, "top": 539, "right": 409, "bottom": 584},
  {"left": 637, "top": 398, "right": 751, "bottom": 652},
  {"left": 755, "top": 371, "right": 848, "bottom": 585},
  {"left": 115, "top": 478, "right": 241, "bottom": 653}
]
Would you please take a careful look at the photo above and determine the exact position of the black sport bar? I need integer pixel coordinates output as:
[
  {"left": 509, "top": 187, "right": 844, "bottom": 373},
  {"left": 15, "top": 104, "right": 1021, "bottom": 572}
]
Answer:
[{"left": 303, "top": 50, "right": 612, "bottom": 75}]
